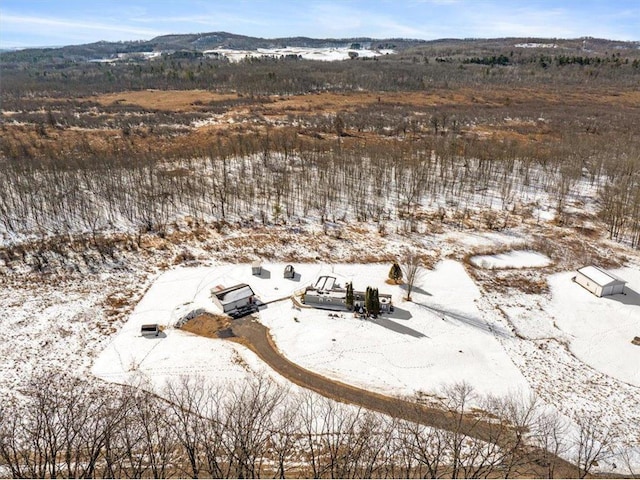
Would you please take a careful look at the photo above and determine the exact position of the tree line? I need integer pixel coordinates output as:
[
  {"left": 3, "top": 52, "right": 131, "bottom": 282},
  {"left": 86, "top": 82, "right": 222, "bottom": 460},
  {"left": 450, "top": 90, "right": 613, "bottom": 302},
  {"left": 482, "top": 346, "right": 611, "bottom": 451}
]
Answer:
[
  {"left": 0, "top": 127, "right": 638, "bottom": 255},
  {"left": 0, "top": 372, "right": 626, "bottom": 478},
  {"left": 2, "top": 45, "right": 639, "bottom": 98}
]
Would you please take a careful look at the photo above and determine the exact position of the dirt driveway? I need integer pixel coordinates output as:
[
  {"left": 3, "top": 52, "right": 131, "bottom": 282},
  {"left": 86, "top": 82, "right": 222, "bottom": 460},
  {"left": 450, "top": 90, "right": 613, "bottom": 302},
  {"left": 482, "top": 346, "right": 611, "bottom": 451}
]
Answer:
[{"left": 229, "top": 316, "right": 578, "bottom": 477}]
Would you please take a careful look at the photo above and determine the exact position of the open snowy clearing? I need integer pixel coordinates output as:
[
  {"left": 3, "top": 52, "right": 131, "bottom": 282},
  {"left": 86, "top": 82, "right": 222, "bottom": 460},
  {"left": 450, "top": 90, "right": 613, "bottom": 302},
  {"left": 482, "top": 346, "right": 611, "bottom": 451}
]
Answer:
[
  {"left": 546, "top": 267, "right": 640, "bottom": 387},
  {"left": 91, "top": 264, "right": 317, "bottom": 392},
  {"left": 89, "top": 258, "right": 640, "bottom": 473},
  {"left": 203, "top": 46, "right": 394, "bottom": 62},
  {"left": 470, "top": 250, "right": 552, "bottom": 269},
  {"left": 262, "top": 261, "right": 530, "bottom": 400},
  {"left": 93, "top": 262, "right": 530, "bottom": 401}
]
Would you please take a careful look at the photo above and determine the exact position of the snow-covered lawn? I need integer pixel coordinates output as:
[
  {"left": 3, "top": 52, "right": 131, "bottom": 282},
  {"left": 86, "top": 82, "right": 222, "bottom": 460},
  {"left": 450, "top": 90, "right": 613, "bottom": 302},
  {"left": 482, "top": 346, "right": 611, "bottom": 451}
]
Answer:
[
  {"left": 261, "top": 261, "right": 529, "bottom": 400},
  {"left": 91, "top": 264, "right": 324, "bottom": 391},
  {"left": 546, "top": 267, "right": 640, "bottom": 387},
  {"left": 93, "top": 261, "right": 530, "bottom": 402}
]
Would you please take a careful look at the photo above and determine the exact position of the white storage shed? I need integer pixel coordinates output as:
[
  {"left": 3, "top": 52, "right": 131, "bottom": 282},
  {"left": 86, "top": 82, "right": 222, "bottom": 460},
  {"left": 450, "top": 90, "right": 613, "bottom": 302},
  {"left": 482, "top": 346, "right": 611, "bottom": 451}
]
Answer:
[
  {"left": 212, "top": 284, "right": 255, "bottom": 313},
  {"left": 575, "top": 266, "right": 626, "bottom": 297}
]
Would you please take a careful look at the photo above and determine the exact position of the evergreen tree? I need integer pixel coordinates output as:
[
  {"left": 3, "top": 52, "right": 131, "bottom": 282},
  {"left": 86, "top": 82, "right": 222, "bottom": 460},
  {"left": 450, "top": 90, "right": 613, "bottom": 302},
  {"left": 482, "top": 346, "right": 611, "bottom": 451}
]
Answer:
[
  {"left": 365, "top": 286, "right": 373, "bottom": 315},
  {"left": 365, "top": 286, "right": 380, "bottom": 316},
  {"left": 345, "top": 282, "right": 354, "bottom": 310},
  {"left": 371, "top": 288, "right": 380, "bottom": 315},
  {"left": 389, "top": 262, "right": 403, "bottom": 283}
]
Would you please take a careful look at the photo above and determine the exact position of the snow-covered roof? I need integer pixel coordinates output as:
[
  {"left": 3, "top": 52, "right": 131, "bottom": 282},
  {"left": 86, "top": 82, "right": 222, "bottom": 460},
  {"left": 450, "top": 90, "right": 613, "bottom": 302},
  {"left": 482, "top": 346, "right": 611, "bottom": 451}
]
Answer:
[
  {"left": 306, "top": 288, "right": 345, "bottom": 299},
  {"left": 214, "top": 284, "right": 254, "bottom": 305},
  {"left": 314, "top": 276, "right": 337, "bottom": 291},
  {"left": 577, "top": 266, "right": 626, "bottom": 287}
]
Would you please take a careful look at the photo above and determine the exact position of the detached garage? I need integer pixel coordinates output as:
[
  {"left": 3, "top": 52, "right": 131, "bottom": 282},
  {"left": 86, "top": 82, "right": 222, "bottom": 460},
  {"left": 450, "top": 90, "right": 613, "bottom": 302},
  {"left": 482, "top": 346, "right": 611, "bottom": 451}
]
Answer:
[
  {"left": 575, "top": 266, "right": 627, "bottom": 297},
  {"left": 212, "top": 284, "right": 256, "bottom": 314}
]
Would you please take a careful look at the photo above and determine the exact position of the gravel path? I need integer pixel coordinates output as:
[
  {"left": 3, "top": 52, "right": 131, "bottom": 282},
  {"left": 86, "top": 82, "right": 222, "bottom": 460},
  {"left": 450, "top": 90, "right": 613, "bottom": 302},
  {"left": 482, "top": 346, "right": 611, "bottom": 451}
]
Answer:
[{"left": 229, "top": 316, "right": 579, "bottom": 478}]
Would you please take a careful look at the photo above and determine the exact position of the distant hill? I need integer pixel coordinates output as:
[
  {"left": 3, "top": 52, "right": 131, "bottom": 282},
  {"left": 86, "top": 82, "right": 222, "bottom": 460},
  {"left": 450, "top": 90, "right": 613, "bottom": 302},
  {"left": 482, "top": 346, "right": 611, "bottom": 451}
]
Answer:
[
  {"left": 1, "top": 32, "right": 638, "bottom": 63},
  {"left": 0, "top": 31, "right": 422, "bottom": 63}
]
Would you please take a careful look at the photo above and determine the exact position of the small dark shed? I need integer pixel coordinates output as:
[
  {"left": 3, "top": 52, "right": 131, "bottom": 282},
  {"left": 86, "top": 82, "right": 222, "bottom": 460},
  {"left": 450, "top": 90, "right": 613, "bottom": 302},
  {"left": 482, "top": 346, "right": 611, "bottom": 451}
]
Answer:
[
  {"left": 284, "top": 264, "right": 295, "bottom": 279},
  {"left": 141, "top": 324, "right": 160, "bottom": 337}
]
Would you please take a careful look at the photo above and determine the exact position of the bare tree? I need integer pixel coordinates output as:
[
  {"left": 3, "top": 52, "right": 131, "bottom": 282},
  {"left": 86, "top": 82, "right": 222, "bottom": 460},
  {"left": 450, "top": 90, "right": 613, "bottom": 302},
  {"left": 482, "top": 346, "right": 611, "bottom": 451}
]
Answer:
[
  {"left": 400, "top": 251, "right": 425, "bottom": 301},
  {"left": 533, "top": 409, "right": 569, "bottom": 478},
  {"left": 486, "top": 392, "right": 541, "bottom": 478},
  {"left": 222, "top": 376, "right": 285, "bottom": 479},
  {"left": 164, "top": 376, "right": 208, "bottom": 478},
  {"left": 573, "top": 412, "right": 615, "bottom": 478},
  {"left": 400, "top": 418, "right": 447, "bottom": 478},
  {"left": 268, "top": 399, "right": 301, "bottom": 479},
  {"left": 617, "top": 445, "right": 639, "bottom": 479}
]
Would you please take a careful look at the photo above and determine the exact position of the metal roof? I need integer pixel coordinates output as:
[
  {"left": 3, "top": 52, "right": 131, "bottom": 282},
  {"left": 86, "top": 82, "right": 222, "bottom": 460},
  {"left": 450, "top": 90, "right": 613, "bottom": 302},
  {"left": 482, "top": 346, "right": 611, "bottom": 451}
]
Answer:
[
  {"left": 214, "top": 284, "right": 255, "bottom": 304},
  {"left": 577, "top": 266, "right": 626, "bottom": 287}
]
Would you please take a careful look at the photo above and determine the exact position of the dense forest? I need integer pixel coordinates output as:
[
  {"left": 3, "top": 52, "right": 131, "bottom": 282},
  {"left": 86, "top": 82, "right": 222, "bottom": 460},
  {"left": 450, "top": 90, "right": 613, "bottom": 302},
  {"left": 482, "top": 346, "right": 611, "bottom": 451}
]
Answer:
[{"left": 1, "top": 38, "right": 639, "bottom": 258}]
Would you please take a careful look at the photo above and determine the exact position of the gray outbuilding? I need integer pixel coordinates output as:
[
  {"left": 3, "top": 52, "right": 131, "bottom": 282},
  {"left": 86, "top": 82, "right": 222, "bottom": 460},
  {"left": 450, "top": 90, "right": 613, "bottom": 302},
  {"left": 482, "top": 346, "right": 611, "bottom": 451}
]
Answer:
[
  {"left": 252, "top": 261, "right": 262, "bottom": 276},
  {"left": 212, "top": 284, "right": 256, "bottom": 314},
  {"left": 284, "top": 264, "right": 295, "bottom": 279}
]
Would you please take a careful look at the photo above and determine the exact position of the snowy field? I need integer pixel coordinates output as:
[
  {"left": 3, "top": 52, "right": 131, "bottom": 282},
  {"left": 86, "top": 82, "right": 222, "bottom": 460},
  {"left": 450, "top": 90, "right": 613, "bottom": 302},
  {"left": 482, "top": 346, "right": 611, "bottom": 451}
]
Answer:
[
  {"left": 93, "top": 261, "right": 529, "bottom": 401},
  {"left": 90, "top": 258, "right": 640, "bottom": 472},
  {"left": 203, "top": 46, "right": 394, "bottom": 62},
  {"left": 470, "top": 250, "right": 552, "bottom": 269},
  {"left": 2, "top": 224, "right": 639, "bottom": 473},
  {"left": 547, "top": 267, "right": 640, "bottom": 387},
  {"left": 92, "top": 264, "right": 327, "bottom": 390}
]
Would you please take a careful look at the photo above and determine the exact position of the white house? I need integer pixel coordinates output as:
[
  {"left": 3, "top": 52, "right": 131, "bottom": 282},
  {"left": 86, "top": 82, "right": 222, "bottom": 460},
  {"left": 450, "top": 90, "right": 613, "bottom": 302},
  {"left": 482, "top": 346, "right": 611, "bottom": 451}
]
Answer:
[
  {"left": 575, "top": 266, "right": 626, "bottom": 297},
  {"left": 212, "top": 284, "right": 256, "bottom": 315}
]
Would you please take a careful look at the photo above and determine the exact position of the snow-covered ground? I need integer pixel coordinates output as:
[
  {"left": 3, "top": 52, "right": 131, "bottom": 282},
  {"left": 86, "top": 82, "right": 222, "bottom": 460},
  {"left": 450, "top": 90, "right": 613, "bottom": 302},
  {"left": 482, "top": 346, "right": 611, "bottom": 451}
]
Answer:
[
  {"left": 470, "top": 250, "right": 552, "bottom": 269},
  {"left": 2, "top": 224, "right": 639, "bottom": 473},
  {"left": 478, "top": 263, "right": 640, "bottom": 474},
  {"left": 0, "top": 269, "right": 151, "bottom": 399},
  {"left": 92, "top": 264, "right": 324, "bottom": 390},
  {"left": 93, "top": 261, "right": 529, "bottom": 401},
  {"left": 89, "top": 257, "right": 640, "bottom": 473},
  {"left": 547, "top": 267, "right": 640, "bottom": 387},
  {"left": 514, "top": 43, "right": 558, "bottom": 49},
  {"left": 203, "top": 46, "right": 394, "bottom": 62}
]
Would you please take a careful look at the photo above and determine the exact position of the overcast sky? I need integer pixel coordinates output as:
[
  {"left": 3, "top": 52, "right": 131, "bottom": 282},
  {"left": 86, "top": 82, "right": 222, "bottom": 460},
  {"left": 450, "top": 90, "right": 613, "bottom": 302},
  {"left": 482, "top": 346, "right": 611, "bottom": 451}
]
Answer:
[{"left": 1, "top": 0, "right": 638, "bottom": 49}]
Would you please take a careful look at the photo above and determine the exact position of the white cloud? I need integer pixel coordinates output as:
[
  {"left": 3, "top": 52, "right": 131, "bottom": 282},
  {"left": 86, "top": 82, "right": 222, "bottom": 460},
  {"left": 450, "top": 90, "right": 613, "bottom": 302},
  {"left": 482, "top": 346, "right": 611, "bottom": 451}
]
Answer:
[{"left": 1, "top": 1, "right": 638, "bottom": 48}]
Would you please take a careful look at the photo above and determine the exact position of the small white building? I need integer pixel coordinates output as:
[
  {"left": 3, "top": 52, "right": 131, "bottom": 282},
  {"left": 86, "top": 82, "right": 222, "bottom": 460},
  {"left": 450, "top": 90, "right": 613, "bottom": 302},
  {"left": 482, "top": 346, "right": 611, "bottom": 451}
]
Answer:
[
  {"left": 251, "top": 261, "right": 262, "bottom": 276},
  {"left": 212, "top": 284, "right": 256, "bottom": 314},
  {"left": 575, "top": 266, "right": 626, "bottom": 297}
]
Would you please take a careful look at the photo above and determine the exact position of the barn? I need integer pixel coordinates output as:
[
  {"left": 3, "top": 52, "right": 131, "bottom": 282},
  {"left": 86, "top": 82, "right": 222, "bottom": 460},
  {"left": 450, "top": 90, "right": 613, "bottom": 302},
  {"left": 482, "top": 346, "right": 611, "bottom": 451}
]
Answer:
[
  {"left": 212, "top": 284, "right": 256, "bottom": 315},
  {"left": 575, "top": 266, "right": 627, "bottom": 297}
]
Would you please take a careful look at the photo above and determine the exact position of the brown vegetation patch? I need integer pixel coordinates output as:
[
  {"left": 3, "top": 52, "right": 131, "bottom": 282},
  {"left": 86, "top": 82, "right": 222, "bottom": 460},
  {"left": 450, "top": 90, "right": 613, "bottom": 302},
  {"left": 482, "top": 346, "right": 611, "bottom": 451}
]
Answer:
[
  {"left": 84, "top": 86, "right": 640, "bottom": 122},
  {"left": 472, "top": 269, "right": 550, "bottom": 295},
  {"left": 92, "top": 90, "right": 238, "bottom": 111},
  {"left": 573, "top": 226, "right": 601, "bottom": 239},
  {"left": 179, "top": 313, "right": 233, "bottom": 339}
]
